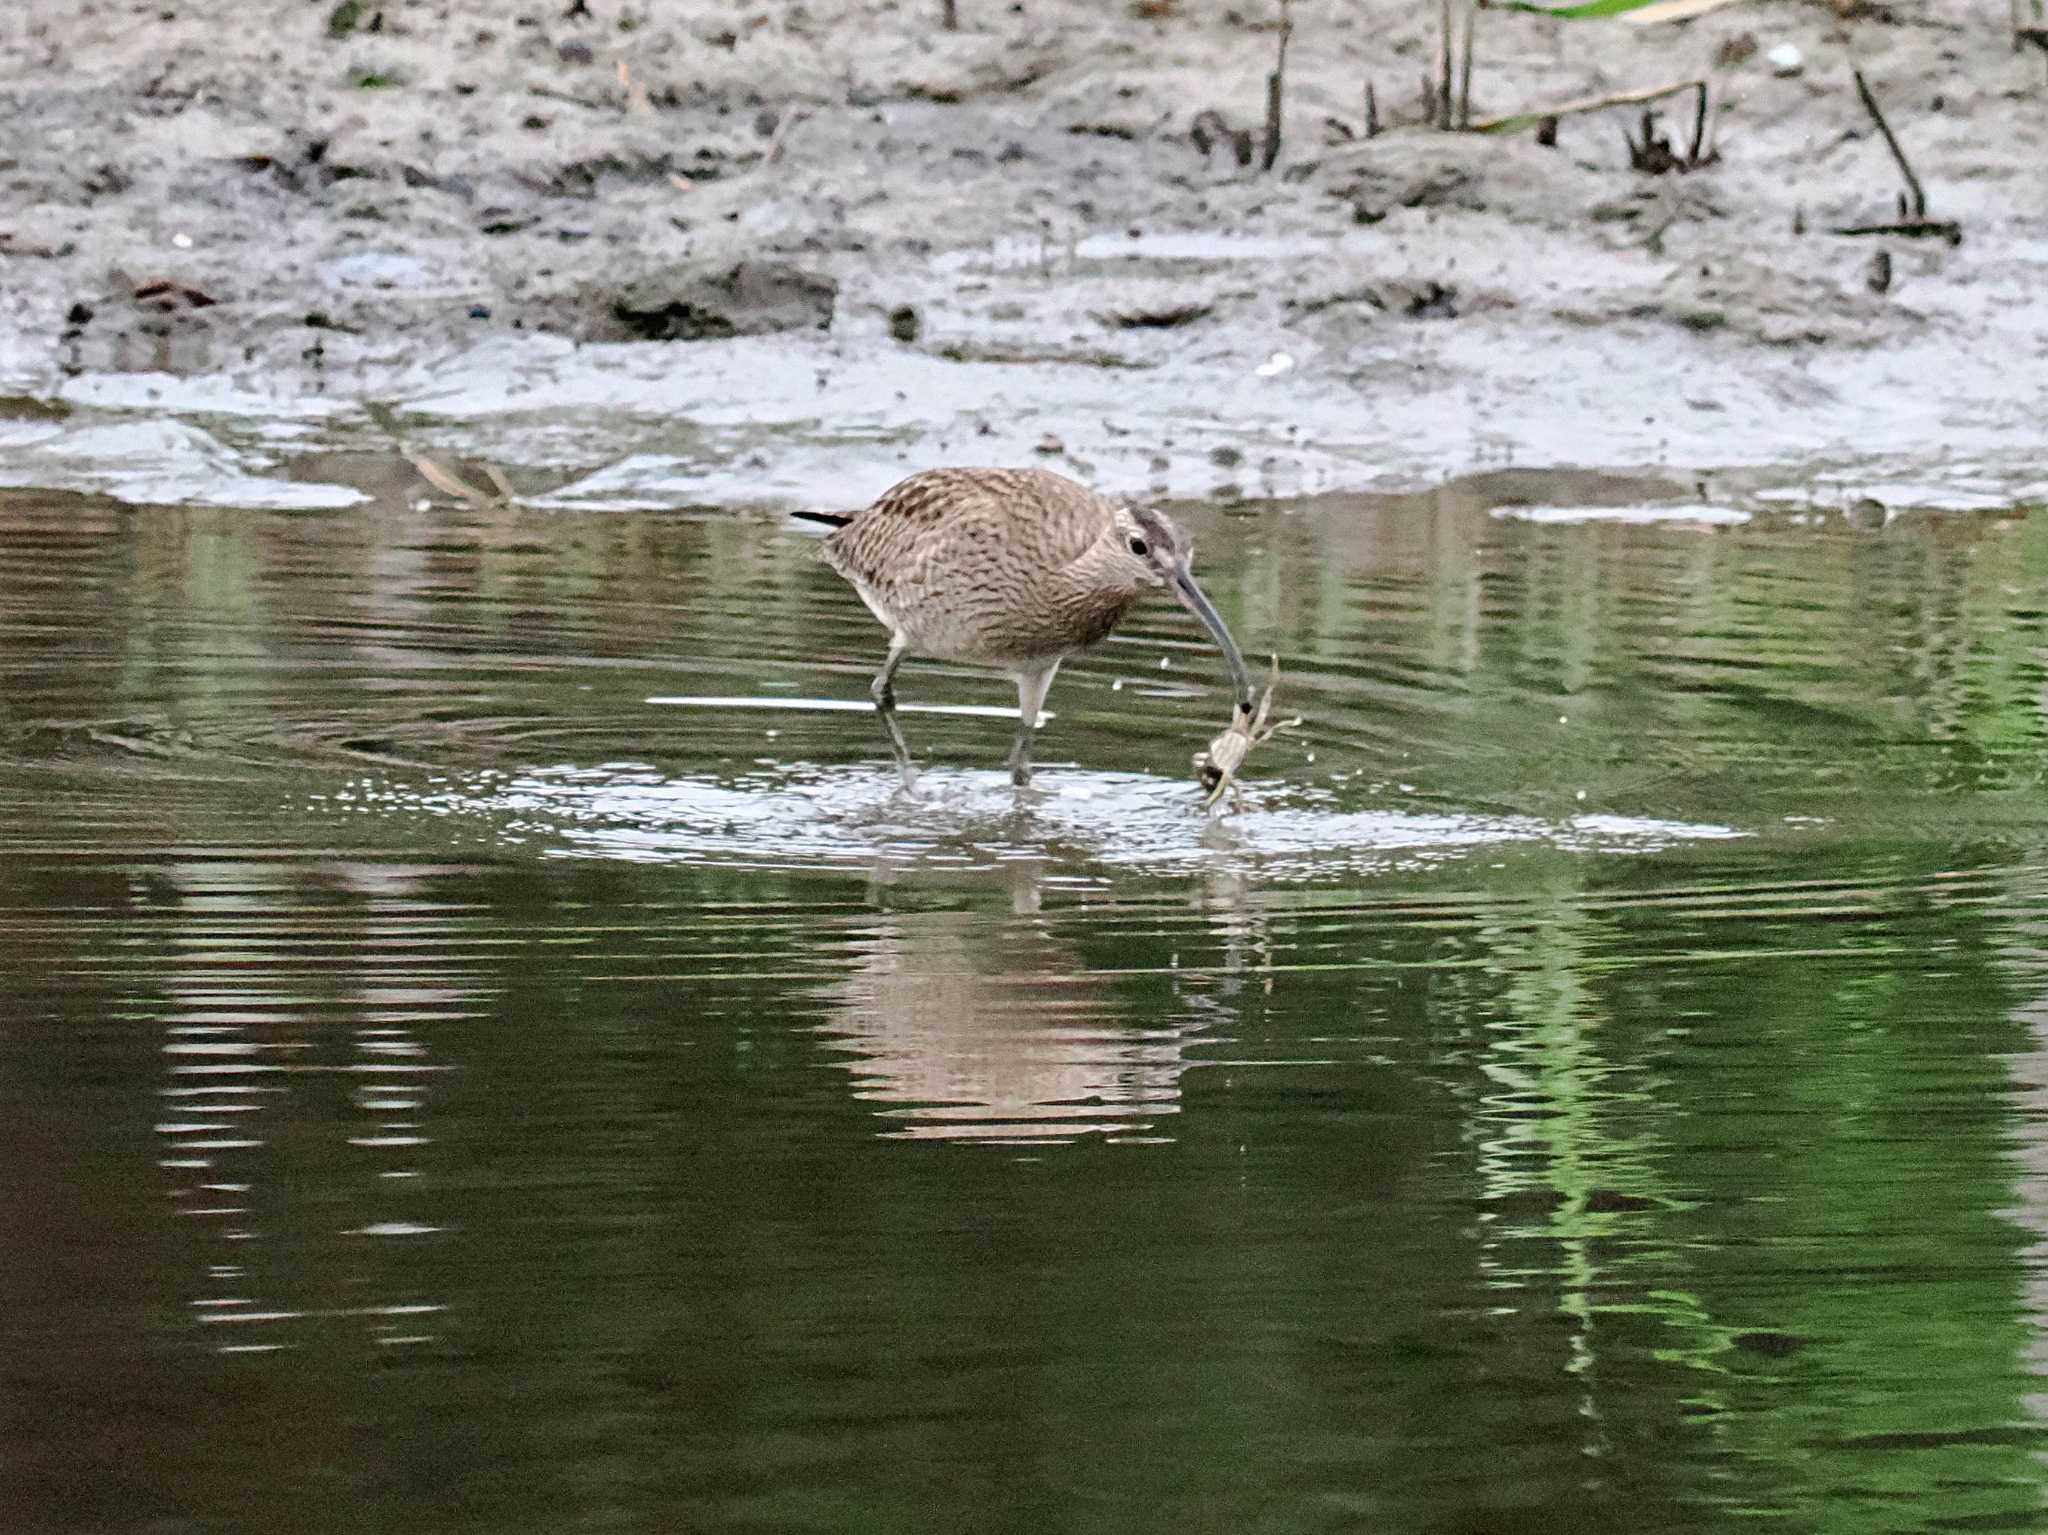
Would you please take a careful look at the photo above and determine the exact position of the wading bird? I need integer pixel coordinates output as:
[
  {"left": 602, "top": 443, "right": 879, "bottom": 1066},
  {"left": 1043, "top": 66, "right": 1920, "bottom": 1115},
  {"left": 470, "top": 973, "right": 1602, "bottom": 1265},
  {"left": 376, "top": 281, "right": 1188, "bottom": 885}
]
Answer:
[{"left": 799, "top": 467, "right": 1254, "bottom": 787}]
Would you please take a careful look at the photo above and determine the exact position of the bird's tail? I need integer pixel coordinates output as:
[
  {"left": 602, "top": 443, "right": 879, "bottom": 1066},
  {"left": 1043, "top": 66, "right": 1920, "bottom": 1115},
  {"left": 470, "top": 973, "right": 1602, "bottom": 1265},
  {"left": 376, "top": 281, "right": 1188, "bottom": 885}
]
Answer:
[{"left": 790, "top": 509, "right": 851, "bottom": 528}]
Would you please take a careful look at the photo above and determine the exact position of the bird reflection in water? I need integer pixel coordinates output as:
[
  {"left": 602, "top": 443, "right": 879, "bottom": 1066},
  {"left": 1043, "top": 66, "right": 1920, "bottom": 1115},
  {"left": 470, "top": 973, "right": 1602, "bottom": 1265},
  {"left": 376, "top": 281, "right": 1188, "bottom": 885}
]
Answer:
[{"left": 816, "top": 860, "right": 1207, "bottom": 1144}]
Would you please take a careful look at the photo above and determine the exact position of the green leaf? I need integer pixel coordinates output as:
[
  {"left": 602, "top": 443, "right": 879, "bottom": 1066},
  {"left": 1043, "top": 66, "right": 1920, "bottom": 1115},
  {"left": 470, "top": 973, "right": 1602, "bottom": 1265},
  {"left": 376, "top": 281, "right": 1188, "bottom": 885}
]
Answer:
[{"left": 1492, "top": 0, "right": 1667, "bottom": 17}]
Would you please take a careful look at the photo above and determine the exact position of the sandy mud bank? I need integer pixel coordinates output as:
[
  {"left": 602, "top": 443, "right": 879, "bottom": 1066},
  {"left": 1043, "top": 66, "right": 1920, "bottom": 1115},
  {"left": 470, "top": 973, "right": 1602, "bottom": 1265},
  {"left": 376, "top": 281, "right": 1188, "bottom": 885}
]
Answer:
[{"left": 2, "top": 0, "right": 2043, "bottom": 507}]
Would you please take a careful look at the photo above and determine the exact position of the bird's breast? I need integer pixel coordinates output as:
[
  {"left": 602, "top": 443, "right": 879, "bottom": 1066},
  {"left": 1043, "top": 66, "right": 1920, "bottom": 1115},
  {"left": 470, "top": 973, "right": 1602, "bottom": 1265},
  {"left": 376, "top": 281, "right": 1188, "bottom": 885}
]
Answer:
[{"left": 901, "top": 564, "right": 1137, "bottom": 665}]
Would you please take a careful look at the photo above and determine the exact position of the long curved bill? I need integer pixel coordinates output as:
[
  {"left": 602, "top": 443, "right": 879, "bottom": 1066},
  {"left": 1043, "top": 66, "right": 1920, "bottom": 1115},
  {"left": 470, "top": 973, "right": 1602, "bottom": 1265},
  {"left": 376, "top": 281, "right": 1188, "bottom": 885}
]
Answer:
[{"left": 1172, "top": 571, "right": 1254, "bottom": 715}]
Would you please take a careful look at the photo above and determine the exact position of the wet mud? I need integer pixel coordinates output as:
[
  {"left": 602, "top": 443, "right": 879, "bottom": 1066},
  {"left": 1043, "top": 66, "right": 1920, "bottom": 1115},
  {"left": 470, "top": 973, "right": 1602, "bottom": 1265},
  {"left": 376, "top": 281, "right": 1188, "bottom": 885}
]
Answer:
[{"left": 3, "top": 1, "right": 2044, "bottom": 506}]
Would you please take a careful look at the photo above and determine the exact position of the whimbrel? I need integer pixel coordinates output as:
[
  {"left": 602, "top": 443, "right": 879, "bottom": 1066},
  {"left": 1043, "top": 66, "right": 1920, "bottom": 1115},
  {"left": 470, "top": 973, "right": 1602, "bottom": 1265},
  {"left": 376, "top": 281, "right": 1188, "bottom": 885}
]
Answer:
[{"left": 799, "top": 467, "right": 1254, "bottom": 786}]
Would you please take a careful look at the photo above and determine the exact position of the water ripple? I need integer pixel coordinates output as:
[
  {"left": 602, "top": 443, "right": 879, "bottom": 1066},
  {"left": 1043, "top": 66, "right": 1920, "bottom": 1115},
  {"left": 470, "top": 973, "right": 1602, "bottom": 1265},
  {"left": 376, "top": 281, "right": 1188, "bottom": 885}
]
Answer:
[{"left": 351, "top": 760, "right": 1745, "bottom": 881}]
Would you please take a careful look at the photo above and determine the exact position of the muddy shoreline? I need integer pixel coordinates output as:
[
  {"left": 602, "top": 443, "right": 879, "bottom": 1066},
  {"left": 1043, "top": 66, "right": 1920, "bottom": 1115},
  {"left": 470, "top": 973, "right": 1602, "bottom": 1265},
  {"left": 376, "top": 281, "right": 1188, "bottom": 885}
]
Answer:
[{"left": 3, "top": 1, "right": 2043, "bottom": 508}]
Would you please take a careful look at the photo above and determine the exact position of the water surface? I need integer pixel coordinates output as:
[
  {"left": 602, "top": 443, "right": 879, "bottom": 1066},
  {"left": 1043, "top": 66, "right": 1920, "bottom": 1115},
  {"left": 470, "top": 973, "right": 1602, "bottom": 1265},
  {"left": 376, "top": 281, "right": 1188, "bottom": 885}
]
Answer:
[{"left": 7, "top": 469, "right": 2048, "bottom": 1533}]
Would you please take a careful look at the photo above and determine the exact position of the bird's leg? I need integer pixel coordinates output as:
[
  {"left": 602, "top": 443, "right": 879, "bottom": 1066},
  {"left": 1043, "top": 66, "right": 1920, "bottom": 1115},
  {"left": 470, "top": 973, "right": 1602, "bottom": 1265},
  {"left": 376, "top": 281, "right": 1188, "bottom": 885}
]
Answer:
[
  {"left": 871, "top": 635, "right": 917, "bottom": 788},
  {"left": 1007, "top": 660, "right": 1060, "bottom": 788}
]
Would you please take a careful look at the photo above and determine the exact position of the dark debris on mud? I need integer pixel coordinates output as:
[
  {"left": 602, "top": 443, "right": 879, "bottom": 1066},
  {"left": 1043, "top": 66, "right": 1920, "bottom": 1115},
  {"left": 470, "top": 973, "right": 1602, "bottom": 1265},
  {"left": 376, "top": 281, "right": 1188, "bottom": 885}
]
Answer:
[{"left": 1, "top": 1, "right": 2043, "bottom": 500}]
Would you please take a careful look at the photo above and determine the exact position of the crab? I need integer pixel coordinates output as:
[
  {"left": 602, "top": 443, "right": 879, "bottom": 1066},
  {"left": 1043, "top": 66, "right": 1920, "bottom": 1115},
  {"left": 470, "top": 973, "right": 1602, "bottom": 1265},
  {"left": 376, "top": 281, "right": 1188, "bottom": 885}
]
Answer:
[{"left": 1194, "top": 657, "right": 1299, "bottom": 811}]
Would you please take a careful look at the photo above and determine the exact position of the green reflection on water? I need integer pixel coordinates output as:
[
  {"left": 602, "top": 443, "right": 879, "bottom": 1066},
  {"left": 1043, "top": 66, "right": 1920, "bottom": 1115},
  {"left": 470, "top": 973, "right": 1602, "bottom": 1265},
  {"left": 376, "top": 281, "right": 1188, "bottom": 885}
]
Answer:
[{"left": 3, "top": 474, "right": 2048, "bottom": 1532}]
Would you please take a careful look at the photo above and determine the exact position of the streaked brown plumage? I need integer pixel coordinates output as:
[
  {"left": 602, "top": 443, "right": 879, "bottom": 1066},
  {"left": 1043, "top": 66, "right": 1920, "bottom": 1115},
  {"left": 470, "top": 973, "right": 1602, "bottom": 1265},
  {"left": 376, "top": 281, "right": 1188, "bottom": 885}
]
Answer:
[{"left": 805, "top": 466, "right": 1253, "bottom": 787}]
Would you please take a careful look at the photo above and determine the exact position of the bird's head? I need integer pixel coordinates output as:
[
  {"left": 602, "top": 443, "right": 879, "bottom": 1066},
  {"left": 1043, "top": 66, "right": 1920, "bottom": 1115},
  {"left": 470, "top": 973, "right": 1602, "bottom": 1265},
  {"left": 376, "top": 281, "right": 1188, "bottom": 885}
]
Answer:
[
  {"left": 1109, "top": 503, "right": 1190, "bottom": 590},
  {"left": 1109, "top": 503, "right": 1254, "bottom": 713}
]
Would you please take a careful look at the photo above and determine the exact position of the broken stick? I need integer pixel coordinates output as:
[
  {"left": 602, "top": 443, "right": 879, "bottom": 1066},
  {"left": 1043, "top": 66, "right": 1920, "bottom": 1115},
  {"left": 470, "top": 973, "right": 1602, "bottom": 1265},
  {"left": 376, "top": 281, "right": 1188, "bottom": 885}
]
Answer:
[
  {"left": 1456, "top": 0, "right": 1475, "bottom": 130},
  {"left": 1852, "top": 68, "right": 1928, "bottom": 220},
  {"left": 1261, "top": 0, "right": 1291, "bottom": 172},
  {"left": 1835, "top": 69, "right": 1959, "bottom": 242}
]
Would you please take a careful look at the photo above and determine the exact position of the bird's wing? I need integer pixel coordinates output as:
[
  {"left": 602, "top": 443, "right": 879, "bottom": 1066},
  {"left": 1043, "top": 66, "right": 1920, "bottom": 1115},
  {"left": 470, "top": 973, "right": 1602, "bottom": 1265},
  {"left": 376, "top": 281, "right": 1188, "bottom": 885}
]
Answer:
[{"left": 830, "top": 468, "right": 1108, "bottom": 590}]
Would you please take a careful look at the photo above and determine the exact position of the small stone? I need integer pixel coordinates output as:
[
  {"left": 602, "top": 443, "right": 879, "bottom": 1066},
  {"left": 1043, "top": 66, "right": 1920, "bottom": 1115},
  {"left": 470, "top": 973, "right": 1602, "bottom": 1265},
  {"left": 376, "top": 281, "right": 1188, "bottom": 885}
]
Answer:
[
  {"left": 1767, "top": 42, "right": 1803, "bottom": 76},
  {"left": 1714, "top": 32, "right": 1757, "bottom": 68},
  {"left": 887, "top": 304, "right": 920, "bottom": 343},
  {"left": 1034, "top": 433, "right": 1065, "bottom": 455}
]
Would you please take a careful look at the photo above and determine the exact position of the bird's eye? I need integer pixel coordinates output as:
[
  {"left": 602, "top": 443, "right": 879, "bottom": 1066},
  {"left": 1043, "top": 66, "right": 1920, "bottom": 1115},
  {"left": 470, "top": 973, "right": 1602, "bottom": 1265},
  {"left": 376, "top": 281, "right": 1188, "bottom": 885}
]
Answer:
[{"left": 1127, "top": 536, "right": 1150, "bottom": 557}]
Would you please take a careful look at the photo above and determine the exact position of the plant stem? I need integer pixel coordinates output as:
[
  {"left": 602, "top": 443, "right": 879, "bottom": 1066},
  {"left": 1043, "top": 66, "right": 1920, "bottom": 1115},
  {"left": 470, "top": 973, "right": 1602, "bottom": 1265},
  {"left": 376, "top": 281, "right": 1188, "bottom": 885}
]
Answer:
[
  {"left": 1261, "top": 0, "right": 1291, "bottom": 171},
  {"left": 1456, "top": 0, "right": 1475, "bottom": 129},
  {"left": 1438, "top": 0, "right": 1454, "bottom": 128},
  {"left": 1852, "top": 68, "right": 1927, "bottom": 218}
]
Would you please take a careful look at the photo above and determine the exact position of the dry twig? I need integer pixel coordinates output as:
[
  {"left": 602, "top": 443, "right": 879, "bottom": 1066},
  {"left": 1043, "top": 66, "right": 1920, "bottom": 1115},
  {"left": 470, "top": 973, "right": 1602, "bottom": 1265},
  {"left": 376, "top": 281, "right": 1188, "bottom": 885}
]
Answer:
[
  {"left": 1834, "top": 218, "right": 1962, "bottom": 244},
  {"left": 1261, "top": 0, "right": 1292, "bottom": 172},
  {"left": 1833, "top": 69, "right": 1961, "bottom": 242},
  {"left": 618, "top": 59, "right": 653, "bottom": 118},
  {"left": 406, "top": 451, "right": 513, "bottom": 507},
  {"left": 1469, "top": 77, "right": 1704, "bottom": 136},
  {"left": 1852, "top": 69, "right": 1925, "bottom": 219},
  {"left": 365, "top": 402, "right": 520, "bottom": 508},
  {"left": 1437, "top": 0, "right": 1455, "bottom": 128},
  {"left": 1456, "top": 0, "right": 1476, "bottom": 128}
]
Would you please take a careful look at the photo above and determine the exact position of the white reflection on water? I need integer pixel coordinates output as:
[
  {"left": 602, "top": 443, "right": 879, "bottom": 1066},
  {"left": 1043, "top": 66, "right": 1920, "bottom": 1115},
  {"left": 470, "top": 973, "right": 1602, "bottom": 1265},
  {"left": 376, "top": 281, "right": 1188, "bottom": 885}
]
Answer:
[
  {"left": 1997, "top": 875, "right": 2048, "bottom": 1439},
  {"left": 1489, "top": 502, "right": 1749, "bottom": 526},
  {"left": 151, "top": 860, "right": 475, "bottom": 1353},
  {"left": 0, "top": 417, "right": 365, "bottom": 509},
  {"left": 364, "top": 760, "right": 1745, "bottom": 882}
]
